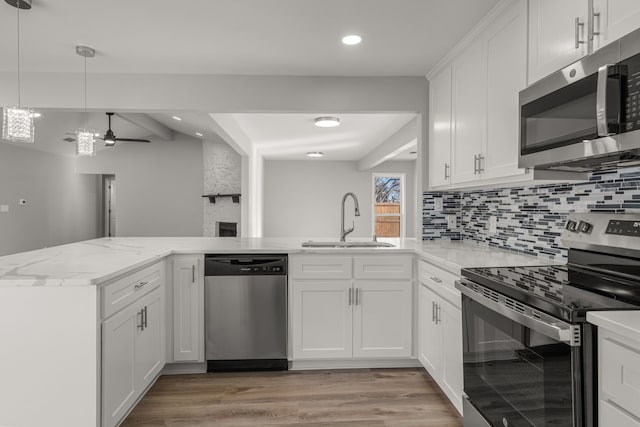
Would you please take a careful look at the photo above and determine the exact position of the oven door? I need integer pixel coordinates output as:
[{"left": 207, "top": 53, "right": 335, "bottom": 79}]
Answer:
[{"left": 459, "top": 286, "right": 583, "bottom": 427}]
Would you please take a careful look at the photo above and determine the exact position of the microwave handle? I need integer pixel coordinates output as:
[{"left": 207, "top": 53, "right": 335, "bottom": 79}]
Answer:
[{"left": 596, "top": 64, "right": 613, "bottom": 137}]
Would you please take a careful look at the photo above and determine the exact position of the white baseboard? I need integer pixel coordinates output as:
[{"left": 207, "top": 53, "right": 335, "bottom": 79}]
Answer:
[
  {"left": 162, "top": 362, "right": 207, "bottom": 375},
  {"left": 289, "top": 358, "right": 420, "bottom": 370}
]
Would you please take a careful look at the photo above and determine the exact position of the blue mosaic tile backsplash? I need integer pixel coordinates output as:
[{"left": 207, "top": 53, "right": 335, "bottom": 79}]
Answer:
[{"left": 423, "top": 167, "right": 640, "bottom": 260}]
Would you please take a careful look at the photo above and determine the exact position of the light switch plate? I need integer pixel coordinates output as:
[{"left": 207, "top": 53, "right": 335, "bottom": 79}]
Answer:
[
  {"left": 0, "top": 204, "right": 8, "bottom": 213},
  {"left": 489, "top": 216, "right": 497, "bottom": 234}
]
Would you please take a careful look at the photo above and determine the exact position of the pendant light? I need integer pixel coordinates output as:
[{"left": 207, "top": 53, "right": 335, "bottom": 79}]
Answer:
[
  {"left": 75, "top": 45, "right": 96, "bottom": 156},
  {"left": 2, "top": 0, "right": 34, "bottom": 143}
]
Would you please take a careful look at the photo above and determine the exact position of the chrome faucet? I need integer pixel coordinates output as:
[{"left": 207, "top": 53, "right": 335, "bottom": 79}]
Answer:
[{"left": 340, "top": 192, "right": 361, "bottom": 242}]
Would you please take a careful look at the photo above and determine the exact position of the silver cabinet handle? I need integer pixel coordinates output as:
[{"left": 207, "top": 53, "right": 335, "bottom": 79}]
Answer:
[
  {"left": 134, "top": 281, "right": 148, "bottom": 289},
  {"left": 143, "top": 306, "right": 148, "bottom": 329},
  {"left": 355, "top": 288, "right": 360, "bottom": 306},
  {"left": 192, "top": 265, "right": 196, "bottom": 283},
  {"left": 432, "top": 301, "right": 436, "bottom": 322},
  {"left": 473, "top": 155, "right": 478, "bottom": 174},
  {"left": 430, "top": 276, "right": 442, "bottom": 284},
  {"left": 477, "top": 154, "right": 484, "bottom": 173},
  {"left": 575, "top": 17, "right": 585, "bottom": 49},
  {"left": 348, "top": 287, "right": 353, "bottom": 306},
  {"left": 137, "top": 309, "right": 144, "bottom": 330},
  {"left": 436, "top": 303, "right": 442, "bottom": 324},
  {"left": 444, "top": 163, "right": 450, "bottom": 180},
  {"left": 592, "top": 10, "right": 601, "bottom": 38}
]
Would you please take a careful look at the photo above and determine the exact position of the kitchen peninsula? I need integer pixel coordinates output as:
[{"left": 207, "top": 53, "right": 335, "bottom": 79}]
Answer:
[{"left": 0, "top": 237, "right": 557, "bottom": 427}]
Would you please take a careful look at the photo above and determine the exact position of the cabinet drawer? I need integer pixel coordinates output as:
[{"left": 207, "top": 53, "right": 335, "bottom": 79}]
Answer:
[
  {"left": 102, "top": 261, "right": 164, "bottom": 319},
  {"left": 290, "top": 256, "right": 352, "bottom": 279},
  {"left": 419, "top": 260, "right": 460, "bottom": 307},
  {"left": 600, "top": 400, "right": 640, "bottom": 427},
  {"left": 353, "top": 256, "right": 412, "bottom": 280},
  {"left": 601, "top": 334, "right": 640, "bottom": 420}
]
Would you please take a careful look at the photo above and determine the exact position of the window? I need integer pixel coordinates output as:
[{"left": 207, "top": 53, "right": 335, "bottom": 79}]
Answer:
[{"left": 373, "top": 173, "right": 405, "bottom": 238}]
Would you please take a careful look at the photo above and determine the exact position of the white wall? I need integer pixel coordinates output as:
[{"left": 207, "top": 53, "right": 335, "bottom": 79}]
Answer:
[
  {"left": 0, "top": 142, "right": 100, "bottom": 256},
  {"left": 263, "top": 160, "right": 416, "bottom": 238},
  {"left": 76, "top": 135, "right": 203, "bottom": 237}
]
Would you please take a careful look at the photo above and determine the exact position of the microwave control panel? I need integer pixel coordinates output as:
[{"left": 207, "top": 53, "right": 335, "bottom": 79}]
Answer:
[{"left": 605, "top": 220, "right": 640, "bottom": 237}]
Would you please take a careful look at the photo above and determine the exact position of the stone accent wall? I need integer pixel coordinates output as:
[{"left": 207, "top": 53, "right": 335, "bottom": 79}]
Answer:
[{"left": 203, "top": 140, "right": 241, "bottom": 237}]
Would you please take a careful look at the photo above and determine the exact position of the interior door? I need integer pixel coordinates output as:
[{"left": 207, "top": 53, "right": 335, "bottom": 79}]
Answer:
[{"left": 104, "top": 176, "right": 116, "bottom": 237}]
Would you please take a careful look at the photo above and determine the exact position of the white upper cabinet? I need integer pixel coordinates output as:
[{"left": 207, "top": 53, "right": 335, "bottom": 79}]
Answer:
[
  {"left": 451, "top": 37, "right": 486, "bottom": 185},
  {"left": 483, "top": 0, "right": 528, "bottom": 180},
  {"left": 592, "top": 0, "right": 640, "bottom": 51},
  {"left": 429, "top": 65, "right": 453, "bottom": 188},
  {"left": 528, "top": 0, "right": 590, "bottom": 85}
]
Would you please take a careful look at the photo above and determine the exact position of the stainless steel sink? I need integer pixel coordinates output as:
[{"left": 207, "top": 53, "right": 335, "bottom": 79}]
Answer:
[{"left": 301, "top": 241, "right": 395, "bottom": 248}]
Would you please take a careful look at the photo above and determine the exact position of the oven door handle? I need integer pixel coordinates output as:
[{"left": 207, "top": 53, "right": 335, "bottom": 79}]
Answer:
[{"left": 455, "top": 279, "right": 581, "bottom": 346}]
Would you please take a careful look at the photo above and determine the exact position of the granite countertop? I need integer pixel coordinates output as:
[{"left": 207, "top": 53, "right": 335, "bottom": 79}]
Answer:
[
  {"left": 587, "top": 311, "right": 640, "bottom": 344},
  {"left": 0, "top": 237, "right": 561, "bottom": 287}
]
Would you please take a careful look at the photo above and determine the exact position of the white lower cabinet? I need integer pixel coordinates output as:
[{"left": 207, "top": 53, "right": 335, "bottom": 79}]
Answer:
[
  {"left": 598, "top": 329, "right": 640, "bottom": 426},
  {"left": 172, "top": 254, "right": 204, "bottom": 362},
  {"left": 290, "top": 255, "right": 413, "bottom": 361},
  {"left": 101, "top": 263, "right": 165, "bottom": 427},
  {"left": 418, "top": 259, "right": 463, "bottom": 414}
]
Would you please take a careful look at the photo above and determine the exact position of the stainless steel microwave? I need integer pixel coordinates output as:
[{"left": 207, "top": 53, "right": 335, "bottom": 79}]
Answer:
[{"left": 519, "top": 28, "right": 640, "bottom": 172}]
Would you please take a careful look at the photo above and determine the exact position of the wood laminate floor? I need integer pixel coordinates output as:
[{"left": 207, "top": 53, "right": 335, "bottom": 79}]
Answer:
[{"left": 121, "top": 368, "right": 463, "bottom": 427}]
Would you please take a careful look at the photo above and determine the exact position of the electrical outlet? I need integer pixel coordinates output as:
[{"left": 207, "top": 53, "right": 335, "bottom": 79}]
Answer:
[
  {"left": 0, "top": 204, "right": 8, "bottom": 213},
  {"left": 489, "top": 216, "right": 497, "bottom": 234},
  {"left": 447, "top": 215, "right": 456, "bottom": 229},
  {"left": 434, "top": 198, "right": 443, "bottom": 211}
]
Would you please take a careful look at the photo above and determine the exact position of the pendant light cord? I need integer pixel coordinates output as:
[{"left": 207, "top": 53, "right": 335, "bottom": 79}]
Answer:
[
  {"left": 16, "top": 2, "right": 21, "bottom": 107},
  {"left": 84, "top": 55, "right": 87, "bottom": 112}
]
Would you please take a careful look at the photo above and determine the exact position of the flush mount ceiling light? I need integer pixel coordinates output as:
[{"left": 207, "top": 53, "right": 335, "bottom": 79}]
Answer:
[
  {"left": 307, "top": 152, "right": 324, "bottom": 158},
  {"left": 2, "top": 0, "right": 34, "bottom": 143},
  {"left": 342, "top": 34, "right": 362, "bottom": 45},
  {"left": 172, "top": 116, "right": 182, "bottom": 121},
  {"left": 195, "top": 132, "right": 204, "bottom": 137},
  {"left": 314, "top": 117, "right": 340, "bottom": 128},
  {"left": 75, "top": 45, "right": 96, "bottom": 156}
]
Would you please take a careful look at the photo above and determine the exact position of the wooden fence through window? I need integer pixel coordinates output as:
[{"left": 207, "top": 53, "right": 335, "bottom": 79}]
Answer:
[{"left": 374, "top": 202, "right": 400, "bottom": 237}]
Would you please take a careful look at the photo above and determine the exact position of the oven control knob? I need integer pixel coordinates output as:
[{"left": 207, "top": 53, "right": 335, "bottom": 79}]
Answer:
[
  {"left": 578, "top": 221, "right": 592, "bottom": 233},
  {"left": 565, "top": 220, "right": 578, "bottom": 232}
]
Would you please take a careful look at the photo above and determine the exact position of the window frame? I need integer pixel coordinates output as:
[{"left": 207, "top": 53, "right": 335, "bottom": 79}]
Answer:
[{"left": 371, "top": 173, "right": 406, "bottom": 238}]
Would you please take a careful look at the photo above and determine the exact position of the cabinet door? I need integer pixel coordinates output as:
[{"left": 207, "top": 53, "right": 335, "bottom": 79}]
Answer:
[
  {"left": 291, "top": 280, "right": 353, "bottom": 359},
  {"left": 452, "top": 38, "right": 486, "bottom": 184},
  {"left": 593, "top": 0, "right": 640, "bottom": 51},
  {"left": 102, "top": 304, "right": 138, "bottom": 427},
  {"left": 528, "top": 0, "right": 589, "bottom": 84},
  {"left": 135, "top": 288, "right": 165, "bottom": 393},
  {"left": 418, "top": 284, "right": 442, "bottom": 379},
  {"left": 173, "top": 255, "right": 203, "bottom": 362},
  {"left": 429, "top": 65, "right": 452, "bottom": 188},
  {"left": 440, "top": 298, "right": 464, "bottom": 414},
  {"left": 353, "top": 281, "right": 412, "bottom": 358},
  {"left": 483, "top": 0, "right": 528, "bottom": 181}
]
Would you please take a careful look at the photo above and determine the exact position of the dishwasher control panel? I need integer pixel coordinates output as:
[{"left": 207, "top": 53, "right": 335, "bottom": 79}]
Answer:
[{"left": 205, "top": 254, "right": 288, "bottom": 276}]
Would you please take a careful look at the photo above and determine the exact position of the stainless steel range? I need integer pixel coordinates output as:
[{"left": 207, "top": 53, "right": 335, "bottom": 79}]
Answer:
[{"left": 456, "top": 213, "right": 640, "bottom": 427}]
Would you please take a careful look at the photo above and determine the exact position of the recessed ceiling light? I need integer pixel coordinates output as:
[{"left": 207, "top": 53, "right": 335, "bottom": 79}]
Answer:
[
  {"left": 172, "top": 116, "right": 182, "bottom": 121},
  {"left": 307, "top": 152, "right": 324, "bottom": 158},
  {"left": 314, "top": 117, "right": 340, "bottom": 128},
  {"left": 195, "top": 132, "right": 204, "bottom": 137},
  {"left": 342, "top": 34, "right": 362, "bottom": 45},
  {"left": 94, "top": 132, "right": 101, "bottom": 137},
  {"left": 31, "top": 112, "right": 41, "bottom": 118}
]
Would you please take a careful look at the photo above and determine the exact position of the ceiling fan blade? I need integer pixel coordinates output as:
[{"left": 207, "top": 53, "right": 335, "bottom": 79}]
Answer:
[{"left": 115, "top": 138, "right": 151, "bottom": 143}]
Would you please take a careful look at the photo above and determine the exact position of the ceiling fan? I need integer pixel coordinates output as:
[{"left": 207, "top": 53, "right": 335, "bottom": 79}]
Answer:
[{"left": 102, "top": 112, "right": 151, "bottom": 146}]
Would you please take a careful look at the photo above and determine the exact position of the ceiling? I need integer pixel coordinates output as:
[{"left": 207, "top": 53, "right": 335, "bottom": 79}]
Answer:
[
  {"left": 227, "top": 113, "right": 416, "bottom": 160},
  {"left": 0, "top": 0, "right": 500, "bottom": 76}
]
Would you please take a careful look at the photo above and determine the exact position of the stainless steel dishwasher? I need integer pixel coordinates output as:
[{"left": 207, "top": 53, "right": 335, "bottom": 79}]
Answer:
[{"left": 204, "top": 254, "right": 288, "bottom": 371}]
